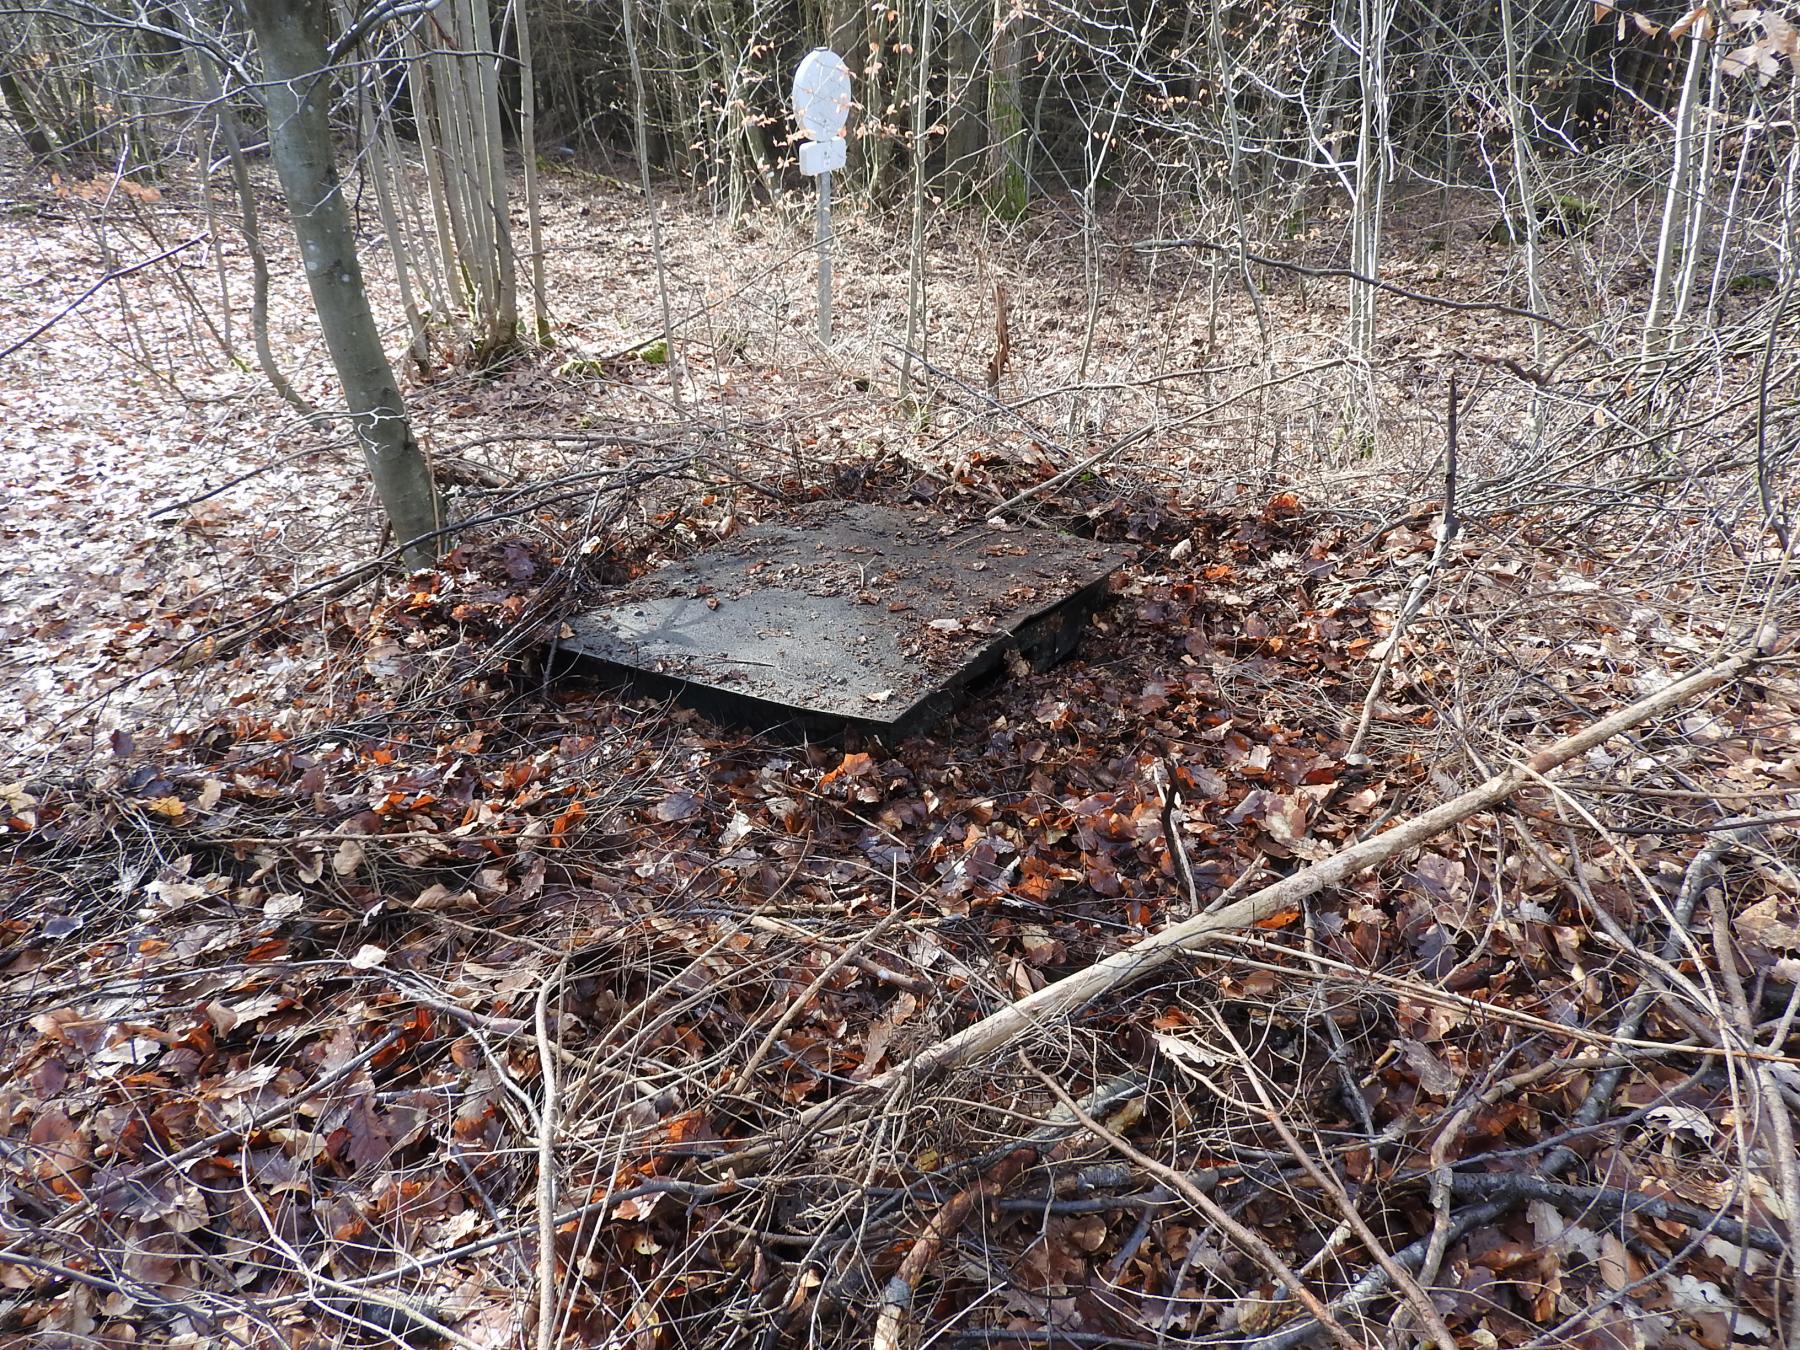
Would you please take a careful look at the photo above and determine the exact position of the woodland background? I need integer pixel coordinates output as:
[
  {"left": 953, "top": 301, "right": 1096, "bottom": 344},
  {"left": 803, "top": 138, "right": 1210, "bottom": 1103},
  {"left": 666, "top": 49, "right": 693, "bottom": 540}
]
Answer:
[{"left": 0, "top": 2, "right": 1798, "bottom": 1349}]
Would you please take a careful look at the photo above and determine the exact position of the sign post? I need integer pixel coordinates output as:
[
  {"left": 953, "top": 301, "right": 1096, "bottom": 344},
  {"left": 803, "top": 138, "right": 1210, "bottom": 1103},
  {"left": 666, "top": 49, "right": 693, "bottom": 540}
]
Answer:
[
  {"left": 815, "top": 167, "right": 832, "bottom": 345},
  {"left": 791, "top": 49, "right": 851, "bottom": 344}
]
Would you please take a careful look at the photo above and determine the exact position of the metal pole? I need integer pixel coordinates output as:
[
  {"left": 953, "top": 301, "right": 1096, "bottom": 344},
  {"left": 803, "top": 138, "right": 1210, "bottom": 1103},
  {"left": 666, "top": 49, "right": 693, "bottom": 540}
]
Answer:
[{"left": 817, "top": 169, "right": 832, "bottom": 344}]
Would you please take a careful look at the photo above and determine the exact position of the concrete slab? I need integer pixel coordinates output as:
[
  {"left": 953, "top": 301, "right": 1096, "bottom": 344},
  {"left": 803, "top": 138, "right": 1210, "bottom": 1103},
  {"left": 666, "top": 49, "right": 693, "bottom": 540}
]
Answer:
[{"left": 559, "top": 502, "right": 1129, "bottom": 737}]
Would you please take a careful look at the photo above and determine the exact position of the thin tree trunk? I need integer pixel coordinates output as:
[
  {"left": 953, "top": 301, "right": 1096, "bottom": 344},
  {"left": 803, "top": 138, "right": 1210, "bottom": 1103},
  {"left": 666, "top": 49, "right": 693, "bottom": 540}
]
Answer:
[
  {"left": 1207, "top": 1, "right": 1269, "bottom": 353},
  {"left": 899, "top": 0, "right": 935, "bottom": 391},
  {"left": 865, "top": 1, "right": 906, "bottom": 200},
  {"left": 1074, "top": 74, "right": 1131, "bottom": 393},
  {"left": 944, "top": 0, "right": 985, "bottom": 198},
  {"left": 326, "top": 0, "right": 433, "bottom": 373},
  {"left": 1499, "top": 0, "right": 1546, "bottom": 440},
  {"left": 397, "top": 0, "right": 521, "bottom": 355},
  {"left": 657, "top": 0, "right": 705, "bottom": 189},
  {"left": 219, "top": 78, "right": 315, "bottom": 412},
  {"left": 408, "top": 43, "right": 469, "bottom": 318},
  {"left": 1438, "top": 90, "right": 1457, "bottom": 254},
  {"left": 1703, "top": 123, "right": 1755, "bottom": 328},
  {"left": 470, "top": 0, "right": 519, "bottom": 352},
  {"left": 360, "top": 77, "right": 433, "bottom": 374},
  {"left": 186, "top": 7, "right": 314, "bottom": 412},
  {"left": 513, "top": 0, "right": 550, "bottom": 339},
  {"left": 1667, "top": 40, "right": 1725, "bottom": 342},
  {"left": 703, "top": 0, "right": 748, "bottom": 220},
  {"left": 239, "top": 0, "right": 441, "bottom": 565},
  {"left": 620, "top": 0, "right": 683, "bottom": 408},
  {"left": 1347, "top": 0, "right": 1393, "bottom": 366},
  {"left": 1643, "top": 29, "right": 1709, "bottom": 358},
  {"left": 443, "top": 6, "right": 499, "bottom": 332},
  {"left": 199, "top": 121, "right": 234, "bottom": 356},
  {"left": 384, "top": 117, "right": 453, "bottom": 320}
]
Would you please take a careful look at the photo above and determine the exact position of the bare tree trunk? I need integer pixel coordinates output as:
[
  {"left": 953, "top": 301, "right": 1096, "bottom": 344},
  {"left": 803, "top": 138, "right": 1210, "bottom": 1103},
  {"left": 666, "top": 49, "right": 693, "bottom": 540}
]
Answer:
[
  {"left": 984, "top": 0, "right": 1025, "bottom": 216},
  {"left": 239, "top": 0, "right": 441, "bottom": 565},
  {"left": 407, "top": 44, "right": 469, "bottom": 319},
  {"left": 401, "top": 0, "right": 520, "bottom": 356},
  {"left": 1667, "top": 38, "right": 1725, "bottom": 341},
  {"left": 1074, "top": 71, "right": 1133, "bottom": 395},
  {"left": 1206, "top": 0, "right": 1269, "bottom": 353},
  {"left": 513, "top": 0, "right": 550, "bottom": 340},
  {"left": 899, "top": 0, "right": 935, "bottom": 391},
  {"left": 388, "top": 124, "right": 453, "bottom": 322},
  {"left": 1643, "top": 29, "right": 1709, "bottom": 358},
  {"left": 1498, "top": 0, "right": 1546, "bottom": 442},
  {"left": 325, "top": 0, "right": 433, "bottom": 374},
  {"left": 620, "top": 0, "right": 683, "bottom": 409},
  {"left": 209, "top": 52, "right": 314, "bottom": 412},
  {"left": 470, "top": 0, "right": 519, "bottom": 352},
  {"left": 359, "top": 80, "right": 433, "bottom": 375},
  {"left": 702, "top": 0, "right": 773, "bottom": 222},
  {"left": 1703, "top": 122, "right": 1756, "bottom": 328},
  {"left": 0, "top": 62, "right": 58, "bottom": 161},
  {"left": 443, "top": 4, "right": 500, "bottom": 333},
  {"left": 1347, "top": 0, "right": 1393, "bottom": 366},
  {"left": 661, "top": 0, "right": 708, "bottom": 190},
  {"left": 864, "top": 1, "right": 907, "bottom": 199},
  {"left": 943, "top": 0, "right": 984, "bottom": 198}
]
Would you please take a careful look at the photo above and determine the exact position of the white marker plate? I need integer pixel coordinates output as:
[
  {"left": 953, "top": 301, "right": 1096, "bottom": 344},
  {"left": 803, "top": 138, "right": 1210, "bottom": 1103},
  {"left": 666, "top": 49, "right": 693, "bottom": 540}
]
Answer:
[
  {"left": 799, "top": 138, "right": 846, "bottom": 175},
  {"left": 792, "top": 48, "right": 852, "bottom": 141}
]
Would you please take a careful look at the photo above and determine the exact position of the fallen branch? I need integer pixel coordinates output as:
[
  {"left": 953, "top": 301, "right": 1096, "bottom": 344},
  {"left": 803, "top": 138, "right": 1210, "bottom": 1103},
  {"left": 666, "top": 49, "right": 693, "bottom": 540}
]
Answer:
[
  {"left": 0, "top": 233, "right": 206, "bottom": 362},
  {"left": 1441, "top": 1174, "right": 1786, "bottom": 1253},
  {"left": 533, "top": 960, "right": 566, "bottom": 1350},
  {"left": 704, "top": 642, "right": 1765, "bottom": 1175},
  {"left": 872, "top": 1144, "right": 1039, "bottom": 1350}
]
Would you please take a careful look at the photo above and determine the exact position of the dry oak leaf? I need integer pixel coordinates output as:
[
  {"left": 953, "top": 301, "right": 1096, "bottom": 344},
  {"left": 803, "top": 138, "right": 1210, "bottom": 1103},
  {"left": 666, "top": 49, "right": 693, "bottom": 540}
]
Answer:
[{"left": 1737, "top": 896, "right": 1800, "bottom": 951}]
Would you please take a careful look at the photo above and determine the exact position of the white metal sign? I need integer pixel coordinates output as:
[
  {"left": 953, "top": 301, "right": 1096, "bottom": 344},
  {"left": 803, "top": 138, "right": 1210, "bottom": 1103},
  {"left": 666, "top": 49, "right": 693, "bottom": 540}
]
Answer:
[
  {"left": 792, "top": 48, "right": 851, "bottom": 344},
  {"left": 792, "top": 49, "right": 852, "bottom": 144}
]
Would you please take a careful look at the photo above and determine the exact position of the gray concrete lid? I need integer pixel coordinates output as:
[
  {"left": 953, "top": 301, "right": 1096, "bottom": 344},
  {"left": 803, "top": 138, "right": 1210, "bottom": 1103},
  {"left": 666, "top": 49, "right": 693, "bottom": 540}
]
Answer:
[{"left": 560, "top": 502, "right": 1130, "bottom": 734}]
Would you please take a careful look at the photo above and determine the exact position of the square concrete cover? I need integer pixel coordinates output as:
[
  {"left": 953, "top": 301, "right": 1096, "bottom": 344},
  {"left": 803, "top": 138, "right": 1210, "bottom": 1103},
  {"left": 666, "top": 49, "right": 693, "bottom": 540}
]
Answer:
[{"left": 560, "top": 502, "right": 1129, "bottom": 736}]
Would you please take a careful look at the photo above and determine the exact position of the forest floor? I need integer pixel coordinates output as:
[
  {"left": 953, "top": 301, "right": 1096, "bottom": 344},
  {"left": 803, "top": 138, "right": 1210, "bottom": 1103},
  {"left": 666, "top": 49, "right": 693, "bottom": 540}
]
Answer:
[{"left": 2, "top": 140, "right": 1797, "bottom": 1350}]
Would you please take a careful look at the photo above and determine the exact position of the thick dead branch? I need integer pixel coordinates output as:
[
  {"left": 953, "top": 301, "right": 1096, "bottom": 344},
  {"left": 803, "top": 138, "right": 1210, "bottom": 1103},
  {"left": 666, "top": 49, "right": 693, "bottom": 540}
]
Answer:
[{"left": 707, "top": 643, "right": 1763, "bottom": 1175}]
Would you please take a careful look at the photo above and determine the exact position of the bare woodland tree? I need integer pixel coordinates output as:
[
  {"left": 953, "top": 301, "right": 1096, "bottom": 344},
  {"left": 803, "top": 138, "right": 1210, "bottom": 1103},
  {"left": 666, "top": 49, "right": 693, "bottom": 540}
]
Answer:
[{"left": 239, "top": 0, "right": 441, "bottom": 564}]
